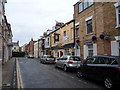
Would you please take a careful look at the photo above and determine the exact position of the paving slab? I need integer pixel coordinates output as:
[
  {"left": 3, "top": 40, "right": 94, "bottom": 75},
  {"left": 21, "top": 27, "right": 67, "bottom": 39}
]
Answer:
[{"left": 2, "top": 58, "right": 15, "bottom": 89}]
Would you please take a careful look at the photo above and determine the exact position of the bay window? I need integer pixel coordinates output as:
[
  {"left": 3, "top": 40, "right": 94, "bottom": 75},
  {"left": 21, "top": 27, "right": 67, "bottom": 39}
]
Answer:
[{"left": 78, "top": 0, "right": 94, "bottom": 13}]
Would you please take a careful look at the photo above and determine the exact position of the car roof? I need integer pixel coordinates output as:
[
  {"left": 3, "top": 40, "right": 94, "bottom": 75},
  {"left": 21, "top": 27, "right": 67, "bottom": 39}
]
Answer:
[
  {"left": 61, "top": 55, "right": 80, "bottom": 58},
  {"left": 43, "top": 55, "right": 52, "bottom": 56},
  {"left": 94, "top": 55, "right": 120, "bottom": 58}
]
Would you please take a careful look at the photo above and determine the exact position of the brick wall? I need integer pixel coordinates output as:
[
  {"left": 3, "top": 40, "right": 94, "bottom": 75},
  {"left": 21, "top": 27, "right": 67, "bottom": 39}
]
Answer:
[{"left": 74, "top": 2, "right": 120, "bottom": 58}]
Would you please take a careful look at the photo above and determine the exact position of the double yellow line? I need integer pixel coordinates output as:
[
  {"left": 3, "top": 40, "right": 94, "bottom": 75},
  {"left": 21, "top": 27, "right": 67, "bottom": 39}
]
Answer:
[{"left": 16, "top": 59, "right": 24, "bottom": 90}]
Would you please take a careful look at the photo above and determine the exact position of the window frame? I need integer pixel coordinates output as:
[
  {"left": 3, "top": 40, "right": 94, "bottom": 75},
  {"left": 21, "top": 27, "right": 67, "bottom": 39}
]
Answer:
[
  {"left": 86, "top": 19, "right": 93, "bottom": 34},
  {"left": 87, "top": 44, "right": 93, "bottom": 57},
  {"left": 114, "top": 2, "right": 120, "bottom": 28},
  {"left": 78, "top": 2, "right": 84, "bottom": 13},
  {"left": 63, "top": 31, "right": 66, "bottom": 37},
  {"left": 75, "top": 25, "right": 79, "bottom": 37},
  {"left": 78, "top": 0, "right": 94, "bottom": 14}
]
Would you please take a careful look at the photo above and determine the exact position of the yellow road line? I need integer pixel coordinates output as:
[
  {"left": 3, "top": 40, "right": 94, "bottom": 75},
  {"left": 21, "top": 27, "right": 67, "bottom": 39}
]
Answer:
[{"left": 16, "top": 59, "right": 24, "bottom": 90}]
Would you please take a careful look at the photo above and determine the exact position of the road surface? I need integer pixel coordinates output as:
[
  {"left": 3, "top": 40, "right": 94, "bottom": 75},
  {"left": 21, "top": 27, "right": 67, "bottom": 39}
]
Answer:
[{"left": 18, "top": 58, "right": 106, "bottom": 89}]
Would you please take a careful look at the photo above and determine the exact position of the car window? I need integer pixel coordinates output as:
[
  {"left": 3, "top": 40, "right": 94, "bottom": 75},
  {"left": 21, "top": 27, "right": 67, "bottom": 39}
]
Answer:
[
  {"left": 86, "top": 57, "right": 96, "bottom": 64},
  {"left": 47, "top": 56, "right": 54, "bottom": 58},
  {"left": 110, "top": 58, "right": 118, "bottom": 65},
  {"left": 69, "top": 57, "right": 81, "bottom": 61},
  {"left": 99, "top": 57, "right": 118, "bottom": 65},
  {"left": 63, "top": 56, "right": 67, "bottom": 60},
  {"left": 93, "top": 58, "right": 101, "bottom": 64},
  {"left": 60, "top": 56, "right": 64, "bottom": 60},
  {"left": 98, "top": 58, "right": 105, "bottom": 64}
]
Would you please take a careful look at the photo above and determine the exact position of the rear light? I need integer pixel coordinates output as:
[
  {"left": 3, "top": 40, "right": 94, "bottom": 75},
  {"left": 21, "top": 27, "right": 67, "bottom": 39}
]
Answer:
[
  {"left": 67, "top": 61, "right": 73, "bottom": 64},
  {"left": 114, "top": 67, "right": 120, "bottom": 71}
]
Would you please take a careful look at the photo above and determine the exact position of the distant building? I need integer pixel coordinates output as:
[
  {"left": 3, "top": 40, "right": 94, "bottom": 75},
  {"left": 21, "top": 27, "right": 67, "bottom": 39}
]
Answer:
[
  {"left": 34, "top": 41, "right": 39, "bottom": 58},
  {"left": 38, "top": 39, "right": 43, "bottom": 57},
  {"left": 21, "top": 44, "right": 27, "bottom": 52},
  {"left": 12, "top": 41, "right": 20, "bottom": 52},
  {"left": 41, "top": 20, "right": 75, "bottom": 58},
  {"left": 25, "top": 38, "right": 37, "bottom": 57}
]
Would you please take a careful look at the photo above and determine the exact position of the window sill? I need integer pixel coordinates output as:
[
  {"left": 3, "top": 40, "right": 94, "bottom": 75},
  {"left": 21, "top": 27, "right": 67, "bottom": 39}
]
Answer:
[
  {"left": 86, "top": 33, "right": 93, "bottom": 36},
  {"left": 75, "top": 36, "right": 80, "bottom": 38},
  {"left": 115, "top": 25, "right": 120, "bottom": 29}
]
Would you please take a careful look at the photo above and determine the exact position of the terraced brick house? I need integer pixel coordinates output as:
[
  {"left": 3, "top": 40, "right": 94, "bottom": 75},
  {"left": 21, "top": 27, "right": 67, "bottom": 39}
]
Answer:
[{"left": 74, "top": 0, "right": 120, "bottom": 59}]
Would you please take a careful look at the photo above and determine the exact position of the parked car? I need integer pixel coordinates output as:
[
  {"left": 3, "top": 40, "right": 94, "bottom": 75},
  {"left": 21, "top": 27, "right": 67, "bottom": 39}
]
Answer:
[
  {"left": 40, "top": 55, "right": 55, "bottom": 64},
  {"left": 27, "top": 54, "right": 34, "bottom": 58},
  {"left": 76, "top": 55, "right": 120, "bottom": 89},
  {"left": 55, "top": 55, "right": 83, "bottom": 71}
]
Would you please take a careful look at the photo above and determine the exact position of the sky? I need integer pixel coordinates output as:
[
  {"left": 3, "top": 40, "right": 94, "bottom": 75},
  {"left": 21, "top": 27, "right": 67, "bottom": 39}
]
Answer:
[{"left": 5, "top": 0, "right": 78, "bottom": 46}]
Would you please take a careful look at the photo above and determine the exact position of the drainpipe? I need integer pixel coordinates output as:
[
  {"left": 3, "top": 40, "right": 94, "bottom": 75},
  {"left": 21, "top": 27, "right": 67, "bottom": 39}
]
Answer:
[{"left": 73, "top": 19, "right": 76, "bottom": 56}]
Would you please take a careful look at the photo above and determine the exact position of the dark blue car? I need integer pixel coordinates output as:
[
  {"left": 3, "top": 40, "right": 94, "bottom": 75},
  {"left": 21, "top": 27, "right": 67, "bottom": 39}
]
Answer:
[{"left": 76, "top": 55, "right": 120, "bottom": 89}]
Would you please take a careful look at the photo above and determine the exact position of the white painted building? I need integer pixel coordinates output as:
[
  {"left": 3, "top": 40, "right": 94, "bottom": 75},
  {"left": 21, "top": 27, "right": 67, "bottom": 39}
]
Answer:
[
  {"left": 34, "top": 41, "right": 38, "bottom": 58},
  {"left": 44, "top": 36, "right": 51, "bottom": 55},
  {"left": 12, "top": 41, "right": 20, "bottom": 52}
]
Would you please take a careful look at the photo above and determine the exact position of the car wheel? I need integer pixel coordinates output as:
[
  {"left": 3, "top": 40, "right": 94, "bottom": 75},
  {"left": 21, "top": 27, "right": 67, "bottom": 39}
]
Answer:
[
  {"left": 77, "top": 69, "right": 83, "bottom": 78},
  {"left": 104, "top": 77, "right": 113, "bottom": 89},
  {"left": 40, "top": 61, "right": 42, "bottom": 63},
  {"left": 41, "top": 60, "right": 43, "bottom": 63},
  {"left": 64, "top": 65, "right": 67, "bottom": 72},
  {"left": 43, "top": 60, "right": 46, "bottom": 64}
]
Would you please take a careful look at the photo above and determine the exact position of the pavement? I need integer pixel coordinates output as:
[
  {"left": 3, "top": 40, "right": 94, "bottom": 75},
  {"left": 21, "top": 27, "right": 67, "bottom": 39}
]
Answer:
[
  {"left": 2, "top": 58, "right": 15, "bottom": 89},
  {"left": 0, "top": 60, "right": 2, "bottom": 90}
]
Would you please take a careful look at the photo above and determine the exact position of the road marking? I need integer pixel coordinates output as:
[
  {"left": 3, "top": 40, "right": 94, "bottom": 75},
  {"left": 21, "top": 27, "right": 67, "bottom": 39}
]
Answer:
[{"left": 16, "top": 59, "right": 24, "bottom": 90}]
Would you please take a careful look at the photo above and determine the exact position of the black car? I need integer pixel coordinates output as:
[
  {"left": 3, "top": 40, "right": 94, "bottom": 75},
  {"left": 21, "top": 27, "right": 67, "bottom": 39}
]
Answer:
[{"left": 76, "top": 55, "right": 120, "bottom": 89}]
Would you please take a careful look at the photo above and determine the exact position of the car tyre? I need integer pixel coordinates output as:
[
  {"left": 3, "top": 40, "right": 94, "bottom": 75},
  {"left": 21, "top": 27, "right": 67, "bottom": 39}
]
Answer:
[
  {"left": 77, "top": 69, "right": 83, "bottom": 78},
  {"left": 104, "top": 77, "right": 113, "bottom": 89},
  {"left": 40, "top": 61, "right": 42, "bottom": 63},
  {"left": 43, "top": 60, "right": 46, "bottom": 64},
  {"left": 64, "top": 65, "right": 68, "bottom": 72}
]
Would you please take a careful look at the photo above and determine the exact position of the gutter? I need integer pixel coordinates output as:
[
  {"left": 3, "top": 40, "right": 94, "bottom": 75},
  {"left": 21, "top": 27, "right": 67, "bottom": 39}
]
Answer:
[{"left": 13, "top": 58, "right": 24, "bottom": 90}]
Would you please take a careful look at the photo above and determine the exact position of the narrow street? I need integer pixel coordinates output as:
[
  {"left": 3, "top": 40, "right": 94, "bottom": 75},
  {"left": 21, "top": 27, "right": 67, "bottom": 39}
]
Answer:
[{"left": 18, "top": 58, "right": 106, "bottom": 89}]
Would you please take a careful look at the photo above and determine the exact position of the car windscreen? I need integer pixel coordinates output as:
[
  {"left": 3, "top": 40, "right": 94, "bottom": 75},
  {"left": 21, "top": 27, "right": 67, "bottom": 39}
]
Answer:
[
  {"left": 47, "top": 56, "right": 54, "bottom": 58},
  {"left": 69, "top": 57, "right": 81, "bottom": 61}
]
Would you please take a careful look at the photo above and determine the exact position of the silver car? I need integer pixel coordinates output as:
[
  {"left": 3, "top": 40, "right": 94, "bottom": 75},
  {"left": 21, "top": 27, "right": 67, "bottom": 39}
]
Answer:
[
  {"left": 55, "top": 55, "right": 82, "bottom": 71},
  {"left": 40, "top": 55, "right": 55, "bottom": 64}
]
